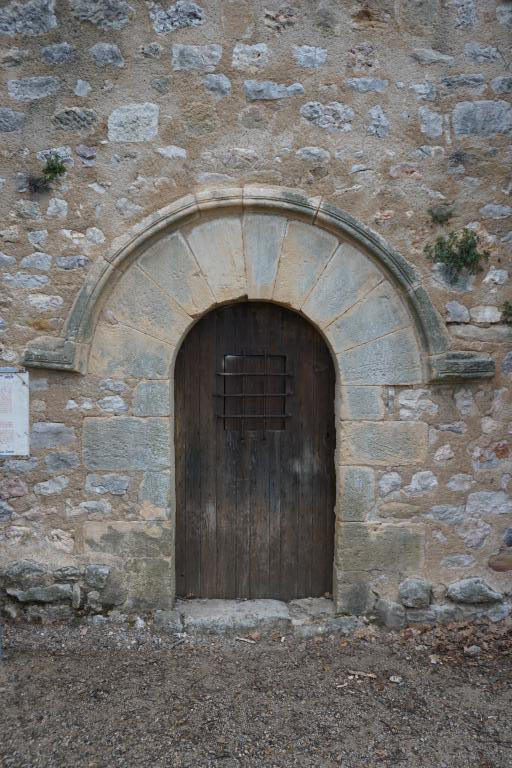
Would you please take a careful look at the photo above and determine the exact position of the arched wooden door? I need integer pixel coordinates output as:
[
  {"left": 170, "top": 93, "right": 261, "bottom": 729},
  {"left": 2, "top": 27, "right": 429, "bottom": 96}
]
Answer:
[{"left": 175, "top": 302, "right": 335, "bottom": 600}]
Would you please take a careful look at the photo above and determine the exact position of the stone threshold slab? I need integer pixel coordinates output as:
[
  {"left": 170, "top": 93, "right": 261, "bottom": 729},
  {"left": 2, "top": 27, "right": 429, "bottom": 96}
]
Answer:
[{"left": 155, "top": 598, "right": 364, "bottom": 637}]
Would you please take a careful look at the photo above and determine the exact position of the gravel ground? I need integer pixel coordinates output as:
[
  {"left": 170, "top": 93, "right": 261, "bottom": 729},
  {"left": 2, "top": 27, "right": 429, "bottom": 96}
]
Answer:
[{"left": 0, "top": 619, "right": 511, "bottom": 768}]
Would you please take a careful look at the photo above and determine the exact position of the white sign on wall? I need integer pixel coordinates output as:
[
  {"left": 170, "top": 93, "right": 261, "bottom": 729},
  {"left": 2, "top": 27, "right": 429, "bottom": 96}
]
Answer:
[{"left": 0, "top": 369, "right": 29, "bottom": 457}]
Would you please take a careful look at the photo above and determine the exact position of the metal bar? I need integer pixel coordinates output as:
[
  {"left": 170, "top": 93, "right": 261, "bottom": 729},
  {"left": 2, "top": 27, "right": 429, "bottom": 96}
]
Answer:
[
  {"left": 213, "top": 393, "right": 293, "bottom": 398},
  {"left": 216, "top": 372, "right": 292, "bottom": 377},
  {"left": 217, "top": 413, "right": 291, "bottom": 419},
  {"left": 263, "top": 349, "right": 267, "bottom": 436}
]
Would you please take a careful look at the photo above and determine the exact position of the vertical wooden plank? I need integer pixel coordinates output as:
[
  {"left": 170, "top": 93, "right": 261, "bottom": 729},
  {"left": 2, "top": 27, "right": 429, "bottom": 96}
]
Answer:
[
  {"left": 183, "top": 322, "right": 201, "bottom": 597},
  {"left": 215, "top": 307, "right": 239, "bottom": 598},
  {"left": 174, "top": 336, "right": 187, "bottom": 597},
  {"left": 199, "top": 313, "right": 218, "bottom": 597}
]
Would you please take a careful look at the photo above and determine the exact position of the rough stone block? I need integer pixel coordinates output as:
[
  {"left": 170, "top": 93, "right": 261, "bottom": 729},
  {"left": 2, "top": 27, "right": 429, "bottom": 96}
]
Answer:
[
  {"left": 7, "top": 76, "right": 60, "bottom": 101},
  {"left": 335, "top": 522, "right": 425, "bottom": 573},
  {"left": 302, "top": 242, "right": 383, "bottom": 327},
  {"left": 89, "top": 324, "right": 172, "bottom": 378},
  {"left": 85, "top": 473, "right": 130, "bottom": 495},
  {"left": 399, "top": 577, "right": 432, "bottom": 608},
  {"left": 340, "top": 386, "right": 384, "bottom": 420},
  {"left": 138, "top": 231, "right": 214, "bottom": 316},
  {"left": 273, "top": 221, "right": 338, "bottom": 308},
  {"left": 338, "top": 466, "right": 375, "bottom": 521},
  {"left": 83, "top": 417, "right": 170, "bottom": 470},
  {"left": 133, "top": 380, "right": 171, "bottom": 416},
  {"left": 172, "top": 44, "right": 222, "bottom": 72},
  {"left": 244, "top": 213, "right": 287, "bottom": 299},
  {"left": 184, "top": 216, "right": 245, "bottom": 302},
  {"left": 0, "top": 107, "right": 25, "bottom": 132},
  {"left": 338, "top": 328, "right": 423, "bottom": 385},
  {"left": 374, "top": 599, "right": 406, "bottom": 630},
  {"left": 333, "top": 568, "right": 376, "bottom": 615},
  {"left": 340, "top": 421, "right": 428, "bottom": 465},
  {"left": 108, "top": 103, "right": 159, "bottom": 142},
  {"left": 327, "top": 282, "right": 411, "bottom": 352},
  {"left": 107, "top": 266, "right": 191, "bottom": 346},
  {"left": 30, "top": 422, "right": 75, "bottom": 451},
  {"left": 124, "top": 557, "right": 173, "bottom": 609},
  {"left": 447, "top": 578, "right": 502, "bottom": 604},
  {"left": 83, "top": 521, "right": 172, "bottom": 558},
  {"left": 139, "top": 472, "right": 171, "bottom": 512},
  {"left": 452, "top": 100, "right": 512, "bottom": 137},
  {"left": 7, "top": 584, "right": 72, "bottom": 603}
]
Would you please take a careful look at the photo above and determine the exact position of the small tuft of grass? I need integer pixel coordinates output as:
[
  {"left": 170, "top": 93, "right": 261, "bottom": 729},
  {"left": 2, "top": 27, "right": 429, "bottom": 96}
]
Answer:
[
  {"left": 28, "top": 153, "right": 67, "bottom": 194},
  {"left": 425, "top": 228, "right": 489, "bottom": 281}
]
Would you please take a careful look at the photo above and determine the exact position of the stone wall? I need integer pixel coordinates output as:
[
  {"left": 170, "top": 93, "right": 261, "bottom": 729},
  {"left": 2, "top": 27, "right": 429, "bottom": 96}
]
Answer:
[{"left": 0, "top": 0, "right": 511, "bottom": 626}]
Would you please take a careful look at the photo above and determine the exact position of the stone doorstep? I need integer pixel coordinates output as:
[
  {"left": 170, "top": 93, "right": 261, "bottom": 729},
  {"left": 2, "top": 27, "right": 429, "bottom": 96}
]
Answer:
[{"left": 162, "top": 597, "right": 364, "bottom": 637}]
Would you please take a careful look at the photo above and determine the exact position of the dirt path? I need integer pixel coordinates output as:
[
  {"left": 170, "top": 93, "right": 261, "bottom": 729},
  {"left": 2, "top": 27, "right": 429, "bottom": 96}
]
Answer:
[{"left": 0, "top": 620, "right": 511, "bottom": 768}]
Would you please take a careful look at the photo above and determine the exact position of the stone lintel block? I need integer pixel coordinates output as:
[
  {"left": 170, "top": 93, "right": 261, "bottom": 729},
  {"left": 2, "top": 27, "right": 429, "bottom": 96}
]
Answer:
[
  {"left": 243, "top": 213, "right": 287, "bottom": 299},
  {"left": 338, "top": 328, "right": 423, "bottom": 385},
  {"left": 106, "top": 265, "right": 191, "bottom": 345},
  {"left": 340, "top": 386, "right": 384, "bottom": 420},
  {"left": 138, "top": 230, "right": 214, "bottom": 316},
  {"left": 184, "top": 216, "right": 246, "bottom": 302},
  {"left": 83, "top": 522, "right": 172, "bottom": 558},
  {"left": 105, "top": 195, "right": 200, "bottom": 266},
  {"left": 66, "top": 257, "right": 114, "bottom": 341},
  {"left": 242, "top": 185, "right": 321, "bottom": 223},
  {"left": 335, "top": 522, "right": 425, "bottom": 574},
  {"left": 315, "top": 202, "right": 420, "bottom": 290},
  {"left": 340, "top": 421, "right": 428, "bottom": 466},
  {"left": 407, "top": 284, "right": 449, "bottom": 355},
  {"left": 273, "top": 220, "right": 339, "bottom": 308},
  {"left": 23, "top": 336, "right": 88, "bottom": 373},
  {"left": 428, "top": 351, "right": 496, "bottom": 381},
  {"left": 195, "top": 187, "right": 244, "bottom": 213},
  {"left": 327, "top": 282, "right": 411, "bottom": 353},
  {"left": 302, "top": 241, "right": 383, "bottom": 328},
  {"left": 338, "top": 466, "right": 375, "bottom": 521},
  {"left": 123, "top": 557, "right": 173, "bottom": 610},
  {"left": 83, "top": 417, "right": 170, "bottom": 470},
  {"left": 88, "top": 324, "right": 173, "bottom": 378}
]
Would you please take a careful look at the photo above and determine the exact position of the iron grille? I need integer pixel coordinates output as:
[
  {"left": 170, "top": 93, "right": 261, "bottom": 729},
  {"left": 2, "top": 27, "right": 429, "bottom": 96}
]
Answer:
[{"left": 215, "top": 352, "right": 292, "bottom": 432}]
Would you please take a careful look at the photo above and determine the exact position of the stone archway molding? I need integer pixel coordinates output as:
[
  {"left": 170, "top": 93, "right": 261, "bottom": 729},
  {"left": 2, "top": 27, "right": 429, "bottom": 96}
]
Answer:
[{"left": 24, "top": 185, "right": 494, "bottom": 381}]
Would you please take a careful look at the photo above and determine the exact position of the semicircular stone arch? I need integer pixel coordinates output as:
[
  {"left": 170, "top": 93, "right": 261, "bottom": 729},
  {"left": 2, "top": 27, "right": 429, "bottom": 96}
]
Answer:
[{"left": 23, "top": 187, "right": 494, "bottom": 614}]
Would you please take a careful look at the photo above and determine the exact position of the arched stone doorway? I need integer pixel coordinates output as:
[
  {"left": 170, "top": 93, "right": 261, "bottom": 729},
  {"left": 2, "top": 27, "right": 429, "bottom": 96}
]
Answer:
[
  {"left": 175, "top": 301, "right": 336, "bottom": 601},
  {"left": 24, "top": 186, "right": 493, "bottom": 613}
]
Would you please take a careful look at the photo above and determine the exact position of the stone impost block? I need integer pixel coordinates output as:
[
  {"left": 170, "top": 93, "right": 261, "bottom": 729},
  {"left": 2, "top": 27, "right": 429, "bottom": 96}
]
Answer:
[
  {"left": 138, "top": 231, "right": 214, "bottom": 316},
  {"left": 273, "top": 221, "right": 338, "bottom": 308},
  {"left": 107, "top": 266, "right": 191, "bottom": 346},
  {"left": 83, "top": 521, "right": 172, "bottom": 558},
  {"left": 338, "top": 466, "right": 375, "bottom": 521},
  {"left": 340, "top": 421, "right": 428, "bottom": 466},
  {"left": 338, "top": 328, "right": 423, "bottom": 385},
  {"left": 89, "top": 324, "right": 172, "bottom": 378},
  {"left": 184, "top": 216, "right": 245, "bottom": 302},
  {"left": 327, "top": 282, "right": 411, "bottom": 353},
  {"left": 302, "top": 242, "right": 383, "bottom": 328},
  {"left": 335, "top": 522, "right": 425, "bottom": 573},
  {"left": 83, "top": 417, "right": 170, "bottom": 470},
  {"left": 340, "top": 386, "right": 384, "bottom": 420},
  {"left": 243, "top": 213, "right": 287, "bottom": 299}
]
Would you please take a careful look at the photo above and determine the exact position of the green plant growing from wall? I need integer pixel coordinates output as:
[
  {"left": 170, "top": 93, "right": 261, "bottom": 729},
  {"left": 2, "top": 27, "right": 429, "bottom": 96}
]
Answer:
[
  {"left": 502, "top": 301, "right": 512, "bottom": 325},
  {"left": 28, "top": 154, "right": 67, "bottom": 194},
  {"left": 428, "top": 204, "right": 453, "bottom": 225},
  {"left": 424, "top": 229, "right": 489, "bottom": 281}
]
